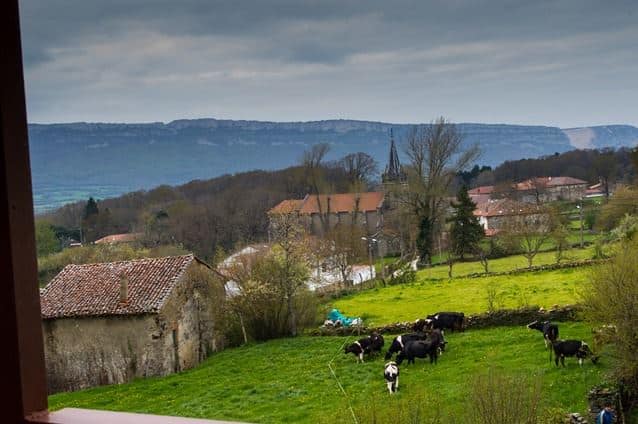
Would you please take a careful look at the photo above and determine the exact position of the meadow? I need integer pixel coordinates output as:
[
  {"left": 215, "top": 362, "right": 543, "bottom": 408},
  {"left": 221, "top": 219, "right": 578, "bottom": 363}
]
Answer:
[
  {"left": 49, "top": 323, "right": 610, "bottom": 423},
  {"left": 333, "top": 265, "right": 591, "bottom": 326}
]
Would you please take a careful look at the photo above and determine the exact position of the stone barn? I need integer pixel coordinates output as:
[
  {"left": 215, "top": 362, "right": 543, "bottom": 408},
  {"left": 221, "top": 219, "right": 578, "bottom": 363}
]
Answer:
[{"left": 40, "top": 254, "right": 225, "bottom": 394}]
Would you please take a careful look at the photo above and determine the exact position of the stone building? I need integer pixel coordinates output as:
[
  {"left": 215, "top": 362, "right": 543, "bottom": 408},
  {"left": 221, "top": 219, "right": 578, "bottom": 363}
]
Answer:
[
  {"left": 471, "top": 176, "right": 588, "bottom": 204},
  {"left": 473, "top": 198, "right": 547, "bottom": 235},
  {"left": 40, "top": 254, "right": 224, "bottom": 393},
  {"left": 269, "top": 191, "right": 386, "bottom": 237}
]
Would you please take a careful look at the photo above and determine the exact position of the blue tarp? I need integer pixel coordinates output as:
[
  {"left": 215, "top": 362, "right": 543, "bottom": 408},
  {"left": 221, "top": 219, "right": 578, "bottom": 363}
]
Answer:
[{"left": 327, "top": 308, "right": 361, "bottom": 327}]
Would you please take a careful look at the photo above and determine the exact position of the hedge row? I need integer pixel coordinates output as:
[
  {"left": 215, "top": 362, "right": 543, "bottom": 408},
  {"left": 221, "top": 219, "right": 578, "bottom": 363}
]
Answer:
[{"left": 308, "top": 305, "right": 582, "bottom": 336}]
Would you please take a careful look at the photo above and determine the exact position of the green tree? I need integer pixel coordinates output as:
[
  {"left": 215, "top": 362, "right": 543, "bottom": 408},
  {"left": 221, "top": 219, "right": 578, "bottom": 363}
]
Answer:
[
  {"left": 449, "top": 186, "right": 484, "bottom": 260},
  {"left": 582, "top": 239, "right": 638, "bottom": 392},
  {"left": 81, "top": 197, "right": 100, "bottom": 242},
  {"left": 35, "top": 221, "right": 60, "bottom": 256}
]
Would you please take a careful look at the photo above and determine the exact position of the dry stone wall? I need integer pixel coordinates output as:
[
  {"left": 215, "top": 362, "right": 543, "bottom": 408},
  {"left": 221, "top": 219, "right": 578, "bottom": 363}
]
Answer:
[{"left": 309, "top": 305, "right": 581, "bottom": 336}]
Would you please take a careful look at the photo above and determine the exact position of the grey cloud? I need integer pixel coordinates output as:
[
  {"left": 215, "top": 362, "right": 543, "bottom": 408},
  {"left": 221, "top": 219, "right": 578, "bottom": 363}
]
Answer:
[{"left": 17, "top": 0, "right": 638, "bottom": 126}]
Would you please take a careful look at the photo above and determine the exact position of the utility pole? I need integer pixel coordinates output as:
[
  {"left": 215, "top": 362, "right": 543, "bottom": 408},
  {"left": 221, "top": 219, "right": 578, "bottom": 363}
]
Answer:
[{"left": 579, "top": 200, "right": 584, "bottom": 249}]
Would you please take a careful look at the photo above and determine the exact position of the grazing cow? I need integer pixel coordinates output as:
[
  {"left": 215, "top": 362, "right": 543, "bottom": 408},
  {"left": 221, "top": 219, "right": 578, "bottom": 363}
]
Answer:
[
  {"left": 369, "top": 332, "right": 385, "bottom": 355},
  {"left": 385, "top": 332, "right": 427, "bottom": 360},
  {"left": 344, "top": 333, "right": 385, "bottom": 363},
  {"left": 428, "top": 328, "right": 447, "bottom": 355},
  {"left": 551, "top": 340, "right": 599, "bottom": 367},
  {"left": 383, "top": 362, "right": 399, "bottom": 394},
  {"left": 395, "top": 340, "right": 439, "bottom": 366},
  {"left": 414, "top": 312, "right": 465, "bottom": 333},
  {"left": 527, "top": 320, "right": 559, "bottom": 348}
]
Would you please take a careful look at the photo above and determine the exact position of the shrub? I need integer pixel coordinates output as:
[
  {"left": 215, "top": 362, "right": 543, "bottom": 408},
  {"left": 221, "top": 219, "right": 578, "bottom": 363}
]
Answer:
[
  {"left": 467, "top": 369, "right": 543, "bottom": 424},
  {"left": 582, "top": 238, "right": 638, "bottom": 400}
]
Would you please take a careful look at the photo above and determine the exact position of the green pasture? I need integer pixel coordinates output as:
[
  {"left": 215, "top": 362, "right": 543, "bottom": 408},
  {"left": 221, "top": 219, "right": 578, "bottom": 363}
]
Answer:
[
  {"left": 49, "top": 323, "right": 610, "bottom": 423},
  {"left": 333, "top": 266, "right": 591, "bottom": 326}
]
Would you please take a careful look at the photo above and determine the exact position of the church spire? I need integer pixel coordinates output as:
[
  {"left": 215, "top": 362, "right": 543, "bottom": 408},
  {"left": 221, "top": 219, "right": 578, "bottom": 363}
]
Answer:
[{"left": 382, "top": 128, "right": 406, "bottom": 183}]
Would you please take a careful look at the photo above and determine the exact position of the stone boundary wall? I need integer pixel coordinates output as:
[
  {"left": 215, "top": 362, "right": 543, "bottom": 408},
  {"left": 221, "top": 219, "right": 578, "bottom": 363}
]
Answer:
[
  {"left": 308, "top": 305, "right": 582, "bottom": 336},
  {"left": 588, "top": 386, "right": 624, "bottom": 423}
]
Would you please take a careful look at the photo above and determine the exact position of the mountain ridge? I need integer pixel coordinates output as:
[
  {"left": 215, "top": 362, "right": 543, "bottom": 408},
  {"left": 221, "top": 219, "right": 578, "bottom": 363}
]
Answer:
[{"left": 28, "top": 118, "right": 638, "bottom": 213}]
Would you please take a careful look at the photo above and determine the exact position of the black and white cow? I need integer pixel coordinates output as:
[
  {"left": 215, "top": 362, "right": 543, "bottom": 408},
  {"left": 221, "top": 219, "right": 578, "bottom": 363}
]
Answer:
[
  {"left": 385, "top": 333, "right": 427, "bottom": 360},
  {"left": 551, "top": 340, "right": 599, "bottom": 367},
  {"left": 384, "top": 362, "right": 399, "bottom": 394},
  {"left": 395, "top": 339, "right": 439, "bottom": 366},
  {"left": 344, "top": 333, "right": 385, "bottom": 363},
  {"left": 527, "top": 320, "right": 559, "bottom": 348},
  {"left": 414, "top": 312, "right": 465, "bottom": 333}
]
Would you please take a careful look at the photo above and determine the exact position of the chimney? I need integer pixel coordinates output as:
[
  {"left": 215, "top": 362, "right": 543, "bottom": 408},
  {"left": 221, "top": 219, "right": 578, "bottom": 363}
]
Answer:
[{"left": 119, "top": 272, "right": 129, "bottom": 304}]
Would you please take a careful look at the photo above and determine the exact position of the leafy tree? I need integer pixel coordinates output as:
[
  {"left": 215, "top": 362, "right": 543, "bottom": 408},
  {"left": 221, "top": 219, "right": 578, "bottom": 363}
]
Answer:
[
  {"left": 597, "top": 185, "right": 638, "bottom": 231},
  {"left": 449, "top": 186, "right": 484, "bottom": 260},
  {"left": 35, "top": 221, "right": 60, "bottom": 256},
  {"left": 317, "top": 224, "right": 366, "bottom": 286},
  {"left": 81, "top": 197, "right": 100, "bottom": 242},
  {"left": 83, "top": 197, "right": 99, "bottom": 219},
  {"left": 582, "top": 239, "right": 638, "bottom": 394},
  {"left": 268, "top": 212, "right": 310, "bottom": 336}
]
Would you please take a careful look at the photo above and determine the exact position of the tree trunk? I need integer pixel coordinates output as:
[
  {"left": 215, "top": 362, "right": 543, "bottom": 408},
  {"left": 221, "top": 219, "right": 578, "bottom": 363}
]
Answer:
[{"left": 287, "top": 295, "right": 297, "bottom": 337}]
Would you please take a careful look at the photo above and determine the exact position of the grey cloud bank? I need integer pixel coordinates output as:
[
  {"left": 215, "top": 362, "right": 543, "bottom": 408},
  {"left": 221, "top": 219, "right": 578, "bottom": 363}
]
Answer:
[{"left": 19, "top": 0, "right": 638, "bottom": 126}]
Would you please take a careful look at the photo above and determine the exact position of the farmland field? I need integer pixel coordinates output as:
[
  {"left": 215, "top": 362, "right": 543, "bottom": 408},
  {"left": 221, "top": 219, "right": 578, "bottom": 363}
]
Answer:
[
  {"left": 49, "top": 323, "right": 611, "bottom": 423},
  {"left": 333, "top": 266, "right": 591, "bottom": 326}
]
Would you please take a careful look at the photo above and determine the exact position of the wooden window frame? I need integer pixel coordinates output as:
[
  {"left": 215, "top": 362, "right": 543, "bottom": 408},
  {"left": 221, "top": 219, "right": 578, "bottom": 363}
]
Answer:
[{"left": 1, "top": 2, "right": 237, "bottom": 422}]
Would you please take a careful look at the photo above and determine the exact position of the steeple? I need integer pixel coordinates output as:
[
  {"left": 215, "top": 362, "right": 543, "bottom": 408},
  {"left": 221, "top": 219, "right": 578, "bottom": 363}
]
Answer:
[{"left": 382, "top": 129, "right": 406, "bottom": 183}]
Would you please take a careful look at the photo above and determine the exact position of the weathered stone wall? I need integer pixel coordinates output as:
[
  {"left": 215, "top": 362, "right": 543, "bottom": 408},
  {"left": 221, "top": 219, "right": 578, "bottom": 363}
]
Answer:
[
  {"left": 308, "top": 305, "right": 582, "bottom": 336},
  {"left": 43, "top": 314, "right": 166, "bottom": 393},
  {"left": 43, "top": 261, "right": 224, "bottom": 394}
]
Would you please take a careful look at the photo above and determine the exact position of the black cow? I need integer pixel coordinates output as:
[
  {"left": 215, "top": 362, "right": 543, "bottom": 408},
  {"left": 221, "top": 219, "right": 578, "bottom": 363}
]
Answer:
[
  {"left": 551, "top": 340, "right": 599, "bottom": 367},
  {"left": 428, "top": 328, "right": 447, "bottom": 355},
  {"left": 414, "top": 312, "right": 465, "bottom": 333},
  {"left": 385, "top": 332, "right": 427, "bottom": 360},
  {"left": 395, "top": 340, "right": 439, "bottom": 365},
  {"left": 527, "top": 320, "right": 559, "bottom": 348},
  {"left": 383, "top": 361, "right": 399, "bottom": 394},
  {"left": 345, "top": 333, "right": 384, "bottom": 363}
]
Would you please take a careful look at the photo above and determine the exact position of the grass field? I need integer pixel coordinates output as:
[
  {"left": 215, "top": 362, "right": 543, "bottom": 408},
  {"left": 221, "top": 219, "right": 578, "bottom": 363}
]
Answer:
[
  {"left": 49, "top": 323, "right": 610, "bottom": 423},
  {"left": 417, "top": 246, "right": 595, "bottom": 280},
  {"left": 333, "top": 265, "right": 591, "bottom": 326}
]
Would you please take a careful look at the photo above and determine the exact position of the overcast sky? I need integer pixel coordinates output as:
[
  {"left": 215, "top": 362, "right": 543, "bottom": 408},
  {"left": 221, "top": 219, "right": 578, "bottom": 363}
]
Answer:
[{"left": 19, "top": 0, "right": 638, "bottom": 127}]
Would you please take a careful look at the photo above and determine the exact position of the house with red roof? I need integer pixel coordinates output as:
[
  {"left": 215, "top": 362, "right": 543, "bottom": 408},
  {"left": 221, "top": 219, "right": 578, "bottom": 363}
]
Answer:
[{"left": 40, "top": 254, "right": 223, "bottom": 393}]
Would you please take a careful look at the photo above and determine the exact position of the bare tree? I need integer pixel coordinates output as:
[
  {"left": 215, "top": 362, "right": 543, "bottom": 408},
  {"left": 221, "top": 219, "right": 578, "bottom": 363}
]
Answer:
[
  {"left": 301, "top": 143, "right": 332, "bottom": 233},
  {"left": 402, "top": 117, "right": 480, "bottom": 263},
  {"left": 501, "top": 208, "right": 556, "bottom": 269},
  {"left": 338, "top": 152, "right": 378, "bottom": 189},
  {"left": 318, "top": 224, "right": 366, "bottom": 286}
]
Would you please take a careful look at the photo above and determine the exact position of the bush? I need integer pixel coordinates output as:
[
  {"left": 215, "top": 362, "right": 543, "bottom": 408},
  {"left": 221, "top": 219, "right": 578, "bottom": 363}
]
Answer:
[
  {"left": 467, "top": 369, "right": 543, "bottom": 424},
  {"left": 388, "top": 269, "right": 417, "bottom": 286},
  {"left": 582, "top": 238, "right": 638, "bottom": 400}
]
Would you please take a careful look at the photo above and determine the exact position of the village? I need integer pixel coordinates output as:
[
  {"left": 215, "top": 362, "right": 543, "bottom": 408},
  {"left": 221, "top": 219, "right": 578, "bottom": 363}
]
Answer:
[
  {"left": 4, "top": 1, "right": 638, "bottom": 423},
  {"left": 33, "top": 123, "right": 636, "bottom": 423}
]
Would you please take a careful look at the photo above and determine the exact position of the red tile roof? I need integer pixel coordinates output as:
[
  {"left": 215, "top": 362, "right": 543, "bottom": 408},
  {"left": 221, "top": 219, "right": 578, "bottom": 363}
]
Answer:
[
  {"left": 270, "top": 192, "right": 384, "bottom": 215},
  {"left": 474, "top": 199, "right": 542, "bottom": 218},
  {"left": 268, "top": 199, "right": 305, "bottom": 214},
  {"left": 40, "top": 255, "right": 201, "bottom": 319},
  {"left": 468, "top": 185, "right": 494, "bottom": 195},
  {"left": 94, "top": 232, "right": 142, "bottom": 244},
  {"left": 515, "top": 176, "right": 588, "bottom": 190}
]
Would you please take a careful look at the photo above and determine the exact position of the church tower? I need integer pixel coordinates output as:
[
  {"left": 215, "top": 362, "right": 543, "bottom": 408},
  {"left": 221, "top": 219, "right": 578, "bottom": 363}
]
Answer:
[{"left": 382, "top": 129, "right": 406, "bottom": 184}]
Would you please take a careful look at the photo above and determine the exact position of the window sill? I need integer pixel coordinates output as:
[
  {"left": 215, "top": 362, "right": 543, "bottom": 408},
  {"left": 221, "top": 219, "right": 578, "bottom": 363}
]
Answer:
[{"left": 26, "top": 408, "right": 245, "bottom": 424}]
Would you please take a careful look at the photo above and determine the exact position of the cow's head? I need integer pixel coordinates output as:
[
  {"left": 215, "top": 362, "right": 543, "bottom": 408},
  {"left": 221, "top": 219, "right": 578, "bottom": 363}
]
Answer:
[
  {"left": 526, "top": 320, "right": 541, "bottom": 331},
  {"left": 395, "top": 352, "right": 405, "bottom": 366}
]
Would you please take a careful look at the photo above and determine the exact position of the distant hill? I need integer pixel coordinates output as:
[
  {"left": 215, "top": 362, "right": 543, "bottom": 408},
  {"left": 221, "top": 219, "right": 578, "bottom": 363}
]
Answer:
[{"left": 28, "top": 119, "right": 638, "bottom": 212}]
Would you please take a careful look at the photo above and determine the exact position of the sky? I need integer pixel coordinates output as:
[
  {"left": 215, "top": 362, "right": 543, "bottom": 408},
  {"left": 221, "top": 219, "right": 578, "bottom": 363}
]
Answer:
[{"left": 19, "top": 0, "right": 638, "bottom": 127}]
